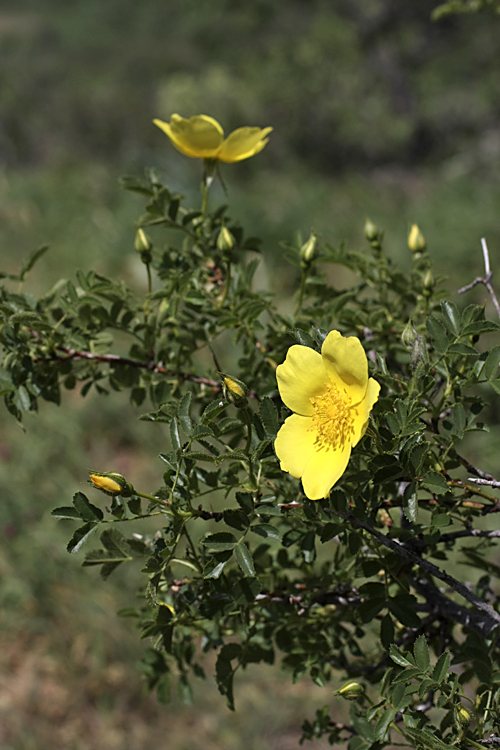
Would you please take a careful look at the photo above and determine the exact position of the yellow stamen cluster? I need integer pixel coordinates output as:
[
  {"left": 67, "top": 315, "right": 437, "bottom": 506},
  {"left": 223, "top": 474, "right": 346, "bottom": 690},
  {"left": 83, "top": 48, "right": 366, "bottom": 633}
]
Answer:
[{"left": 309, "top": 383, "right": 355, "bottom": 450}]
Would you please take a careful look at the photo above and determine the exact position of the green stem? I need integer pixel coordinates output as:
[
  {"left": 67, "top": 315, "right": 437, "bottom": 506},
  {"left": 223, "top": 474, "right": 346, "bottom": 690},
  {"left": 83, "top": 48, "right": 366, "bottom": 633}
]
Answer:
[
  {"left": 145, "top": 262, "right": 152, "bottom": 294},
  {"left": 294, "top": 270, "right": 307, "bottom": 317},
  {"left": 242, "top": 408, "right": 257, "bottom": 488},
  {"left": 217, "top": 260, "right": 231, "bottom": 308},
  {"left": 201, "top": 180, "right": 210, "bottom": 218},
  {"left": 135, "top": 490, "right": 174, "bottom": 515},
  {"left": 183, "top": 524, "right": 202, "bottom": 573}
]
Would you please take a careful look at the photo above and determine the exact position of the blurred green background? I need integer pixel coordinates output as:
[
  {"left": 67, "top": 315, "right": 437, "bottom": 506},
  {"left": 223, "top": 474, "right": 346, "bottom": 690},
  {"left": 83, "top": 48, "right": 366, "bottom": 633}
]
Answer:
[{"left": 1, "top": 1, "right": 500, "bottom": 747}]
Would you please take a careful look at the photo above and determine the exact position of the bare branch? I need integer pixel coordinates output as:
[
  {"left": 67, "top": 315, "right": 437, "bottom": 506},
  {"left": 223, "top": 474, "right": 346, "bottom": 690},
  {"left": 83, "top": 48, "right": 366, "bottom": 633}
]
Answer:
[
  {"left": 468, "top": 477, "right": 500, "bottom": 489},
  {"left": 458, "top": 237, "right": 500, "bottom": 320},
  {"left": 326, "top": 507, "right": 500, "bottom": 634}
]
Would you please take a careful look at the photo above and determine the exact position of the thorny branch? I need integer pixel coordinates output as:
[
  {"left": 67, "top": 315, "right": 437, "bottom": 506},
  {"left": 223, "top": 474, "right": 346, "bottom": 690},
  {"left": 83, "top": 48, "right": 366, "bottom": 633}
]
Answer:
[
  {"left": 326, "top": 507, "right": 500, "bottom": 635},
  {"left": 45, "top": 345, "right": 259, "bottom": 397},
  {"left": 458, "top": 237, "right": 500, "bottom": 319}
]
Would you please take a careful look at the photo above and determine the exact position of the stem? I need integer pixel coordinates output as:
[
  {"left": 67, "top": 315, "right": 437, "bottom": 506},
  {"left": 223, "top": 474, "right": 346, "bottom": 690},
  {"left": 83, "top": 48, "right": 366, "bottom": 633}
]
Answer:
[
  {"left": 145, "top": 262, "right": 152, "bottom": 295},
  {"left": 217, "top": 260, "right": 231, "bottom": 308},
  {"left": 201, "top": 180, "right": 210, "bottom": 218},
  {"left": 242, "top": 408, "right": 257, "bottom": 487},
  {"left": 294, "top": 270, "right": 307, "bottom": 316},
  {"left": 135, "top": 490, "right": 174, "bottom": 515},
  {"left": 183, "top": 524, "right": 202, "bottom": 573}
]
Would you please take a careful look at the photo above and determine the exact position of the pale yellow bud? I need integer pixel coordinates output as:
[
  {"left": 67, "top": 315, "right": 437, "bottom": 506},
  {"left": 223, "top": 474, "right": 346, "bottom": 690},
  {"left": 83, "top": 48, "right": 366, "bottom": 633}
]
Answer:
[
  {"left": 336, "top": 681, "right": 364, "bottom": 700},
  {"left": 299, "top": 232, "right": 317, "bottom": 265},
  {"left": 217, "top": 226, "right": 235, "bottom": 253},
  {"left": 408, "top": 224, "right": 426, "bottom": 252}
]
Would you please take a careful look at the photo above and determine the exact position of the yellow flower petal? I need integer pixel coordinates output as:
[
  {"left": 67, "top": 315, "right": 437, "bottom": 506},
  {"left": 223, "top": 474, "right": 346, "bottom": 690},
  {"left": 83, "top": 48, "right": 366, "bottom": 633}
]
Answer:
[
  {"left": 301, "top": 441, "right": 352, "bottom": 500},
  {"left": 218, "top": 126, "right": 273, "bottom": 163},
  {"left": 274, "top": 414, "right": 317, "bottom": 478},
  {"left": 153, "top": 114, "right": 224, "bottom": 158},
  {"left": 351, "top": 377, "right": 381, "bottom": 446},
  {"left": 276, "top": 345, "right": 328, "bottom": 416},
  {"left": 321, "top": 330, "right": 368, "bottom": 404}
]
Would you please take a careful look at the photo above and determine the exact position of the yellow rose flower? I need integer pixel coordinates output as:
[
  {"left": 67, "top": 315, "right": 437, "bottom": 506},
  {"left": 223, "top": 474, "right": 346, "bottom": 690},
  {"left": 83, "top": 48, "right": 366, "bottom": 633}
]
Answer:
[
  {"left": 153, "top": 114, "right": 272, "bottom": 163},
  {"left": 274, "top": 331, "right": 380, "bottom": 500}
]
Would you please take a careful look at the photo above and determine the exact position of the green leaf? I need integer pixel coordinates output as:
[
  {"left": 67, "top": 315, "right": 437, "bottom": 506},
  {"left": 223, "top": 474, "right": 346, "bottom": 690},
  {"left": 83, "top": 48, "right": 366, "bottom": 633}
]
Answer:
[
  {"left": 426, "top": 316, "right": 448, "bottom": 354},
  {"left": 13, "top": 385, "right": 31, "bottom": 413},
  {"left": 421, "top": 471, "right": 450, "bottom": 495},
  {"left": 178, "top": 392, "right": 193, "bottom": 435},
  {"left": 202, "top": 532, "right": 237, "bottom": 552},
  {"left": 441, "top": 300, "right": 461, "bottom": 336},
  {"left": 406, "top": 728, "right": 454, "bottom": 750},
  {"left": 203, "top": 550, "right": 233, "bottom": 579},
  {"left": 235, "top": 543, "right": 256, "bottom": 577},
  {"left": 19, "top": 244, "right": 50, "bottom": 281},
  {"left": 201, "top": 399, "right": 227, "bottom": 425},
  {"left": 432, "top": 650, "right": 451, "bottom": 683},
  {"left": 413, "top": 635, "right": 430, "bottom": 672},
  {"left": 403, "top": 481, "right": 418, "bottom": 523},
  {"left": 259, "top": 397, "right": 279, "bottom": 436},
  {"left": 380, "top": 614, "right": 395, "bottom": 651},
  {"left": 169, "top": 418, "right": 182, "bottom": 452},
  {"left": 51, "top": 506, "right": 82, "bottom": 520},
  {"left": 251, "top": 523, "right": 282, "bottom": 542},
  {"left": 390, "top": 645, "right": 416, "bottom": 668},
  {"left": 67, "top": 522, "right": 99, "bottom": 554},
  {"left": 73, "top": 491, "right": 104, "bottom": 522},
  {"left": 484, "top": 346, "right": 500, "bottom": 380},
  {"left": 373, "top": 708, "right": 397, "bottom": 742},
  {"left": 447, "top": 342, "right": 477, "bottom": 355}
]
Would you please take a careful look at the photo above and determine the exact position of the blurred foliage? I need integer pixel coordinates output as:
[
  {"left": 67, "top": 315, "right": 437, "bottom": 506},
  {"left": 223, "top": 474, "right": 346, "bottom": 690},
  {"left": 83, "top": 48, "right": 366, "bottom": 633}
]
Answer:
[{"left": 1, "top": 0, "right": 500, "bottom": 173}]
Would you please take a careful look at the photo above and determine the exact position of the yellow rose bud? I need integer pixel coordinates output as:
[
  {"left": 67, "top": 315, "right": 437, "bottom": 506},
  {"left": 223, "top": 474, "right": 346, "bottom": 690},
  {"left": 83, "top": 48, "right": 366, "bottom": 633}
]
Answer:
[
  {"left": 364, "top": 218, "right": 379, "bottom": 242},
  {"left": 222, "top": 376, "right": 248, "bottom": 408},
  {"left": 217, "top": 226, "right": 235, "bottom": 253},
  {"left": 299, "top": 232, "right": 317, "bottom": 266},
  {"left": 422, "top": 268, "right": 434, "bottom": 297},
  {"left": 336, "top": 681, "right": 364, "bottom": 700},
  {"left": 89, "top": 471, "right": 134, "bottom": 497},
  {"left": 455, "top": 706, "right": 471, "bottom": 727},
  {"left": 408, "top": 224, "right": 426, "bottom": 252},
  {"left": 134, "top": 228, "right": 152, "bottom": 252},
  {"left": 364, "top": 218, "right": 382, "bottom": 251}
]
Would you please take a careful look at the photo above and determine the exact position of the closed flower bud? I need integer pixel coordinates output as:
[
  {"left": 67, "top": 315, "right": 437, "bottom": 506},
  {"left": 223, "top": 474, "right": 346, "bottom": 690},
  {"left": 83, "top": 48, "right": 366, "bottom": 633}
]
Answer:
[
  {"left": 217, "top": 226, "right": 235, "bottom": 253},
  {"left": 364, "top": 218, "right": 379, "bottom": 242},
  {"left": 401, "top": 320, "right": 418, "bottom": 349},
  {"left": 135, "top": 228, "right": 152, "bottom": 252},
  {"left": 222, "top": 375, "right": 248, "bottom": 408},
  {"left": 89, "top": 471, "right": 134, "bottom": 497},
  {"left": 299, "top": 232, "right": 318, "bottom": 266},
  {"left": 336, "top": 681, "right": 364, "bottom": 700},
  {"left": 408, "top": 224, "right": 426, "bottom": 252},
  {"left": 422, "top": 268, "right": 434, "bottom": 297},
  {"left": 455, "top": 706, "right": 471, "bottom": 727}
]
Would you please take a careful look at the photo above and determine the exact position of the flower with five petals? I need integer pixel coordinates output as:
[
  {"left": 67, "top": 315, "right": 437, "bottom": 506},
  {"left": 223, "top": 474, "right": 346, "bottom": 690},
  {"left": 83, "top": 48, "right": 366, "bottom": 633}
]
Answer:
[
  {"left": 153, "top": 114, "right": 272, "bottom": 163},
  {"left": 274, "top": 330, "right": 380, "bottom": 500}
]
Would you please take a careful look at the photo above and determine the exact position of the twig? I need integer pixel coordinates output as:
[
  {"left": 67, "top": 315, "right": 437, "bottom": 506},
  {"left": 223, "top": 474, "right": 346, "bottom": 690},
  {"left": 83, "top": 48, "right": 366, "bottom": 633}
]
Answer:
[
  {"left": 458, "top": 238, "right": 500, "bottom": 320},
  {"left": 42, "top": 346, "right": 258, "bottom": 397},
  {"left": 468, "top": 477, "right": 500, "bottom": 489},
  {"left": 325, "top": 507, "right": 500, "bottom": 634}
]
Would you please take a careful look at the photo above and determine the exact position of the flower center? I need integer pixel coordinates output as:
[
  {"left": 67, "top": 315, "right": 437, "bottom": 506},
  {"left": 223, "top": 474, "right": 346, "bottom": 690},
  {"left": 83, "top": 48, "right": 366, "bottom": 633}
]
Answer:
[{"left": 309, "top": 383, "right": 355, "bottom": 450}]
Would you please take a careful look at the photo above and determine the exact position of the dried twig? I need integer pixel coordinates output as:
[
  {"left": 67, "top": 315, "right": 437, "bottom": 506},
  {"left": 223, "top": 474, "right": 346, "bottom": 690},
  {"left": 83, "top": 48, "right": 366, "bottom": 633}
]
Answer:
[
  {"left": 458, "top": 238, "right": 500, "bottom": 319},
  {"left": 467, "top": 477, "right": 500, "bottom": 489}
]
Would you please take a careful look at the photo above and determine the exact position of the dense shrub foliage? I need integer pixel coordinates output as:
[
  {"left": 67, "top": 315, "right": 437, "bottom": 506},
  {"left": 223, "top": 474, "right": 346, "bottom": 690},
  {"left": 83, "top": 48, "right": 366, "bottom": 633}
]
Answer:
[{"left": 3, "top": 138, "right": 500, "bottom": 748}]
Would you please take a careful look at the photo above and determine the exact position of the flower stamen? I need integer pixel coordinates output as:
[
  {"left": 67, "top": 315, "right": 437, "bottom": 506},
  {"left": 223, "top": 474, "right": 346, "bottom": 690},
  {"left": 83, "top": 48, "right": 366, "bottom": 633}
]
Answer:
[{"left": 309, "top": 383, "right": 355, "bottom": 450}]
